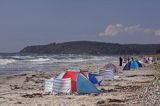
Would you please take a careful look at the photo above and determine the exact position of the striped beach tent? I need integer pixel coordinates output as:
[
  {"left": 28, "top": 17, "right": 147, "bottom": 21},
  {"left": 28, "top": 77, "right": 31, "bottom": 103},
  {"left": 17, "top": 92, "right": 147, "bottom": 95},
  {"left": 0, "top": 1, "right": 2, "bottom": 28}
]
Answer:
[
  {"left": 44, "top": 78, "right": 54, "bottom": 93},
  {"left": 44, "top": 78, "right": 71, "bottom": 94},
  {"left": 99, "top": 69, "right": 114, "bottom": 80},
  {"left": 52, "top": 78, "right": 71, "bottom": 94},
  {"left": 91, "top": 69, "right": 114, "bottom": 81}
]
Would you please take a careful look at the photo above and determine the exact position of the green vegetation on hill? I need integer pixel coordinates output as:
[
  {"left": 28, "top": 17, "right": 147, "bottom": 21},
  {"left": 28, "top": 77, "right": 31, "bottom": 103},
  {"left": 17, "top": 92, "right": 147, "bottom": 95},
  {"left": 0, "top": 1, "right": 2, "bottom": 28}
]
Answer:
[{"left": 20, "top": 41, "right": 160, "bottom": 55}]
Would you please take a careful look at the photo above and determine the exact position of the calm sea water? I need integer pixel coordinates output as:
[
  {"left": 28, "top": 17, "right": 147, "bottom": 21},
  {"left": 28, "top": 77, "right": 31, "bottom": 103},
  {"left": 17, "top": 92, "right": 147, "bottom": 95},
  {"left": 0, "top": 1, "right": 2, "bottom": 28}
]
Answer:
[{"left": 0, "top": 53, "right": 118, "bottom": 75}]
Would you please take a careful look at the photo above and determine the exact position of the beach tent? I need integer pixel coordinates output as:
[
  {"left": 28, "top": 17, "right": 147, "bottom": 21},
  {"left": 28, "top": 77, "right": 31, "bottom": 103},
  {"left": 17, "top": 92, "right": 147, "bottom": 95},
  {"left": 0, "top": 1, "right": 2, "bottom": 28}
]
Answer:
[
  {"left": 123, "top": 62, "right": 131, "bottom": 70},
  {"left": 92, "top": 69, "right": 114, "bottom": 80},
  {"left": 135, "top": 60, "right": 142, "bottom": 67},
  {"left": 103, "top": 63, "right": 117, "bottom": 73},
  {"left": 88, "top": 73, "right": 103, "bottom": 85},
  {"left": 44, "top": 78, "right": 71, "bottom": 94},
  {"left": 52, "top": 78, "right": 71, "bottom": 94},
  {"left": 58, "top": 68, "right": 99, "bottom": 94},
  {"left": 44, "top": 78, "right": 54, "bottom": 93},
  {"left": 123, "top": 60, "right": 142, "bottom": 70},
  {"left": 99, "top": 69, "right": 114, "bottom": 80}
]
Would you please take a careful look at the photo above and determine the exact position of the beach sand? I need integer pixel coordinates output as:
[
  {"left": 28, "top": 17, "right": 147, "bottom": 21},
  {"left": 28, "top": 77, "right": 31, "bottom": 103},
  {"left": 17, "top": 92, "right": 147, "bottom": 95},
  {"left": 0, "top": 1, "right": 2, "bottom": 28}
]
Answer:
[{"left": 0, "top": 63, "right": 159, "bottom": 106}]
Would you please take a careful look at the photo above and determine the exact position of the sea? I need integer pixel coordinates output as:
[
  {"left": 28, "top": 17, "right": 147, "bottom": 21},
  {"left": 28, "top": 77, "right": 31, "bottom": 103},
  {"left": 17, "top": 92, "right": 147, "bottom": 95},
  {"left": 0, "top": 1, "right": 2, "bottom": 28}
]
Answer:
[{"left": 0, "top": 53, "right": 118, "bottom": 75}]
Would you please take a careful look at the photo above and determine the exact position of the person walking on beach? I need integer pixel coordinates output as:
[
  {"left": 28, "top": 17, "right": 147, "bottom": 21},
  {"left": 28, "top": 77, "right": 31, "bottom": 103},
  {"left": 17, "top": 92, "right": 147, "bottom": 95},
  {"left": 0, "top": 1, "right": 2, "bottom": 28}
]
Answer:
[{"left": 119, "top": 57, "right": 123, "bottom": 66}]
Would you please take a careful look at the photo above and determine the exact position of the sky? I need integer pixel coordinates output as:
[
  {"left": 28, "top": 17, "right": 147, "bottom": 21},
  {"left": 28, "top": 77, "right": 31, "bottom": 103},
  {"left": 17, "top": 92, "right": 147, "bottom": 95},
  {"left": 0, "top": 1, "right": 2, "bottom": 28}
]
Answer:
[{"left": 0, "top": 0, "right": 160, "bottom": 52}]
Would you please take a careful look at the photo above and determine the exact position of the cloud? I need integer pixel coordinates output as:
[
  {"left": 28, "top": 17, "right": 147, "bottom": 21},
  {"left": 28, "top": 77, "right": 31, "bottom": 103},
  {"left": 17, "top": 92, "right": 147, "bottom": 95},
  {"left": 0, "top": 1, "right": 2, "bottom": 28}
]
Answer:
[
  {"left": 99, "top": 24, "right": 123, "bottom": 36},
  {"left": 99, "top": 24, "right": 160, "bottom": 37}
]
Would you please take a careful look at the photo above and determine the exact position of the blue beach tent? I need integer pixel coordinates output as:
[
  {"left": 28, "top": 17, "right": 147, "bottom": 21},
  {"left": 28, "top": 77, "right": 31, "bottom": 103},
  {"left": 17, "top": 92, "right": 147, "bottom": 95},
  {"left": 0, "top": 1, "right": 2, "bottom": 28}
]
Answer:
[
  {"left": 123, "top": 60, "right": 142, "bottom": 70},
  {"left": 130, "top": 60, "right": 139, "bottom": 69},
  {"left": 77, "top": 73, "right": 100, "bottom": 94},
  {"left": 88, "top": 73, "right": 102, "bottom": 86},
  {"left": 135, "top": 60, "right": 142, "bottom": 67}
]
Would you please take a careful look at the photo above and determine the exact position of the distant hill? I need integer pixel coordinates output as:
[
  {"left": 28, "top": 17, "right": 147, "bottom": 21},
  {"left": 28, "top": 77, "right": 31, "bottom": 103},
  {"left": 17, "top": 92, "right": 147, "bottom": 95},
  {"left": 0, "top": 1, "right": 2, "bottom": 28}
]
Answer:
[{"left": 20, "top": 41, "right": 160, "bottom": 55}]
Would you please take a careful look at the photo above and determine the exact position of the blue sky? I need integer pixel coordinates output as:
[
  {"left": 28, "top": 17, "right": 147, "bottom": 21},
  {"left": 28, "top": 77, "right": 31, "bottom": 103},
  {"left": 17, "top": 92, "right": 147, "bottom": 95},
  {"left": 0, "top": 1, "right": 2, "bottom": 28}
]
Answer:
[{"left": 0, "top": 0, "right": 160, "bottom": 52}]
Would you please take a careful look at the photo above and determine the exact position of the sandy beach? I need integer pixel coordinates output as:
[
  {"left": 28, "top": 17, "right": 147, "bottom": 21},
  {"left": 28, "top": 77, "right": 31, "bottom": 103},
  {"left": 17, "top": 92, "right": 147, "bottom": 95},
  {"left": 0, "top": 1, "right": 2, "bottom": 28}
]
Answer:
[
  {"left": 0, "top": 63, "right": 159, "bottom": 106},
  {"left": 1, "top": 0, "right": 160, "bottom": 106}
]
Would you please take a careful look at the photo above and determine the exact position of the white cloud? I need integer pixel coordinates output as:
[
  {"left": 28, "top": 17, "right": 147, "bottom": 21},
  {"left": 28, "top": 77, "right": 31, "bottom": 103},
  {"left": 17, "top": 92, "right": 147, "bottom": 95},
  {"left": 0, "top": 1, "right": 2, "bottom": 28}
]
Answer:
[
  {"left": 99, "top": 24, "right": 160, "bottom": 37},
  {"left": 99, "top": 24, "right": 124, "bottom": 36}
]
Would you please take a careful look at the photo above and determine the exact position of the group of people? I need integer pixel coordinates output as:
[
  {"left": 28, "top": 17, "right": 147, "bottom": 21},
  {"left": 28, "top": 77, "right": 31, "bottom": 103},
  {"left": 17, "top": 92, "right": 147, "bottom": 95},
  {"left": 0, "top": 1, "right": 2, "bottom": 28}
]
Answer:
[
  {"left": 119, "top": 56, "right": 134, "bottom": 66},
  {"left": 119, "top": 56, "right": 160, "bottom": 67},
  {"left": 143, "top": 56, "right": 160, "bottom": 64}
]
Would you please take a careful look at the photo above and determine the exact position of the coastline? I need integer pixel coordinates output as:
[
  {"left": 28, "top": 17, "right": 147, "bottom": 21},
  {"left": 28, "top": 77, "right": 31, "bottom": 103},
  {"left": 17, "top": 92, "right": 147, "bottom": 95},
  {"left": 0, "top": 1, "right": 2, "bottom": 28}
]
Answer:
[{"left": 0, "top": 62, "right": 159, "bottom": 106}]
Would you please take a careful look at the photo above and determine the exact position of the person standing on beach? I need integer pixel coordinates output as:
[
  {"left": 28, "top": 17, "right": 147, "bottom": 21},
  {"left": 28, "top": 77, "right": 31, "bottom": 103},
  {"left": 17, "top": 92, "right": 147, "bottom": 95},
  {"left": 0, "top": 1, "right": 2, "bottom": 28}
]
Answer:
[
  {"left": 119, "top": 57, "right": 123, "bottom": 66},
  {"left": 128, "top": 57, "right": 130, "bottom": 62},
  {"left": 131, "top": 57, "right": 134, "bottom": 61}
]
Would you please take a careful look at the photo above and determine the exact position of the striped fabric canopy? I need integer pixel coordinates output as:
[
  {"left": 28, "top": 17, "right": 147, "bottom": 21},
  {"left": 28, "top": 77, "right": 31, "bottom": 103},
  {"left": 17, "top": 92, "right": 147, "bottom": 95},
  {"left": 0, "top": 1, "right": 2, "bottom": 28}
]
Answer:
[
  {"left": 93, "top": 69, "right": 114, "bottom": 80},
  {"left": 52, "top": 78, "right": 71, "bottom": 94},
  {"left": 44, "top": 78, "right": 71, "bottom": 94}
]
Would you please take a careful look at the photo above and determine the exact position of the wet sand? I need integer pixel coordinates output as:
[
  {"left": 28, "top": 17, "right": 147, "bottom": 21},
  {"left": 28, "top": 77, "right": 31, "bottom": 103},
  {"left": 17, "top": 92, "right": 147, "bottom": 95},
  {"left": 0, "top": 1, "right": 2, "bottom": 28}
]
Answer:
[{"left": 0, "top": 63, "right": 159, "bottom": 106}]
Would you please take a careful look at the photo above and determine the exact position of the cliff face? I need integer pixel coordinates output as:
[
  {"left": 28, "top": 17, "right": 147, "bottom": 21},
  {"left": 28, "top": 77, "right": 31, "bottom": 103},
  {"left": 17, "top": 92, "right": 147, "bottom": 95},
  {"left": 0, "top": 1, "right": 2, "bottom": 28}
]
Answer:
[{"left": 20, "top": 41, "right": 160, "bottom": 55}]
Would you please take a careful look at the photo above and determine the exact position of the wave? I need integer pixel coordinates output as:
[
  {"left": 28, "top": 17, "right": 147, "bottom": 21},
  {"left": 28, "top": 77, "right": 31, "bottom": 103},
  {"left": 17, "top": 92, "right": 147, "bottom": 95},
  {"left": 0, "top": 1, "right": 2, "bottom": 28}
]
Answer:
[
  {"left": 0, "top": 59, "right": 16, "bottom": 65},
  {"left": 10, "top": 55, "right": 35, "bottom": 60},
  {"left": 0, "top": 54, "right": 117, "bottom": 64},
  {"left": 0, "top": 54, "right": 118, "bottom": 75},
  {"left": 26, "top": 56, "right": 117, "bottom": 64},
  {"left": 27, "top": 58, "right": 51, "bottom": 64}
]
